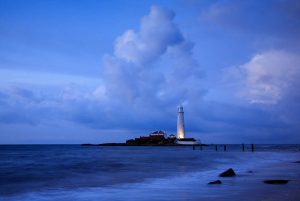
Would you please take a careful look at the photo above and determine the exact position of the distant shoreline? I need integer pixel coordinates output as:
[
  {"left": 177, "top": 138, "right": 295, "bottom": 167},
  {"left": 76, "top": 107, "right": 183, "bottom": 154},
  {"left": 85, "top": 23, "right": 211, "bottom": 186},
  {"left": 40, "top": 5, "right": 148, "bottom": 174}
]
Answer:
[{"left": 81, "top": 143, "right": 208, "bottom": 147}]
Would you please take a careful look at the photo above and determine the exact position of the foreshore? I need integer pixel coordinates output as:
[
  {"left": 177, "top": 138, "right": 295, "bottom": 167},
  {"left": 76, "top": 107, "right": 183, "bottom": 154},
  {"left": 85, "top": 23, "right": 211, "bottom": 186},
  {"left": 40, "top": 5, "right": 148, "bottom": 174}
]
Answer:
[
  {"left": 1, "top": 145, "right": 300, "bottom": 201},
  {"left": 224, "top": 156, "right": 300, "bottom": 201},
  {"left": 207, "top": 154, "right": 300, "bottom": 201}
]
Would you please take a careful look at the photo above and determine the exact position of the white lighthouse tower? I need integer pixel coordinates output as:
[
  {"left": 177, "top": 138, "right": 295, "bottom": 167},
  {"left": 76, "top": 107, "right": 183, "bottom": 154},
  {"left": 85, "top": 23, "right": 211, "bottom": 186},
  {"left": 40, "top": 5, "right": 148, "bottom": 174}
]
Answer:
[{"left": 177, "top": 105, "right": 185, "bottom": 139}]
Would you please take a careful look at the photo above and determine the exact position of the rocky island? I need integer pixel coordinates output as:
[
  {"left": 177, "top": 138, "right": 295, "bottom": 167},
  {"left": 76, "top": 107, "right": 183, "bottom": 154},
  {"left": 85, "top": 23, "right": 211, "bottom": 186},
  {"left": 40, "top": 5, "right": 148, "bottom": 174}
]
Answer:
[{"left": 82, "top": 130, "right": 202, "bottom": 146}]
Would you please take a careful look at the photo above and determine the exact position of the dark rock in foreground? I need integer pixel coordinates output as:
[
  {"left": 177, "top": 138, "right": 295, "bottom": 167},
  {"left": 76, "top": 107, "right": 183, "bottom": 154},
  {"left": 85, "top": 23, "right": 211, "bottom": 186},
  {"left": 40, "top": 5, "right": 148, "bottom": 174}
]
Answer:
[
  {"left": 263, "top": 180, "right": 289, "bottom": 184},
  {"left": 208, "top": 180, "right": 222, "bottom": 184},
  {"left": 219, "top": 168, "right": 236, "bottom": 177}
]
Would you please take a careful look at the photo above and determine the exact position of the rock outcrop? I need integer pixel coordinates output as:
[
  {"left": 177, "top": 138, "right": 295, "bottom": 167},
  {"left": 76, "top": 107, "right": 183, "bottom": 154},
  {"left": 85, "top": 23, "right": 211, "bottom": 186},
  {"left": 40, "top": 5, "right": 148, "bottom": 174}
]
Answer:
[
  {"left": 208, "top": 180, "right": 222, "bottom": 184},
  {"left": 263, "top": 180, "right": 289, "bottom": 184},
  {"left": 219, "top": 168, "right": 236, "bottom": 177}
]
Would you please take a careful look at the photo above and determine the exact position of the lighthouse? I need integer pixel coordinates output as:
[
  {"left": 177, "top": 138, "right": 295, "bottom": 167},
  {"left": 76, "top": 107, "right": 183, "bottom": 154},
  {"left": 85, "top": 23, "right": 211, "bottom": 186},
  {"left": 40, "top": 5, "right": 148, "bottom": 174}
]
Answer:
[{"left": 177, "top": 105, "right": 185, "bottom": 139}]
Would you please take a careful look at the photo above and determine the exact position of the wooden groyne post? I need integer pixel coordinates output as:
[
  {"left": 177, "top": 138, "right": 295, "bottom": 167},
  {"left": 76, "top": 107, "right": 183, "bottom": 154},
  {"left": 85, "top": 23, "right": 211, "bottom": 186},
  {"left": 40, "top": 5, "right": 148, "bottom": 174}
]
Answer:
[{"left": 192, "top": 144, "right": 254, "bottom": 152}]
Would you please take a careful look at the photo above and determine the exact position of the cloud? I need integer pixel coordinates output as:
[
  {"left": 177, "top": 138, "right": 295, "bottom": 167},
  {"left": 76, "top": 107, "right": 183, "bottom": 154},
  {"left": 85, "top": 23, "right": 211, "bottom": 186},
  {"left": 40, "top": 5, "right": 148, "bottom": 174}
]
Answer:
[
  {"left": 114, "top": 6, "right": 183, "bottom": 64},
  {"left": 200, "top": 0, "right": 300, "bottom": 50},
  {"left": 102, "top": 5, "right": 204, "bottom": 107},
  {"left": 218, "top": 49, "right": 300, "bottom": 142},
  {"left": 232, "top": 50, "right": 300, "bottom": 104},
  {"left": 0, "top": 83, "right": 99, "bottom": 125}
]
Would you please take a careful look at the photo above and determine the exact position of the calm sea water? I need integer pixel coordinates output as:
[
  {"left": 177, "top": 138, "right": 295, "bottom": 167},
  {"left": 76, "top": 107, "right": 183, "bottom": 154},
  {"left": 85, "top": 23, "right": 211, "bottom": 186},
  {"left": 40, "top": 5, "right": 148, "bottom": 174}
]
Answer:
[{"left": 1, "top": 145, "right": 300, "bottom": 201}]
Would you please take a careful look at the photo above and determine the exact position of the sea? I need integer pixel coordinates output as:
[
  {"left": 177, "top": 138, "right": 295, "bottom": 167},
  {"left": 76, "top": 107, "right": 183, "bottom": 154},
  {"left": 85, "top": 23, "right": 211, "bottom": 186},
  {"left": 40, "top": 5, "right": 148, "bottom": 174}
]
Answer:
[{"left": 1, "top": 144, "right": 300, "bottom": 201}]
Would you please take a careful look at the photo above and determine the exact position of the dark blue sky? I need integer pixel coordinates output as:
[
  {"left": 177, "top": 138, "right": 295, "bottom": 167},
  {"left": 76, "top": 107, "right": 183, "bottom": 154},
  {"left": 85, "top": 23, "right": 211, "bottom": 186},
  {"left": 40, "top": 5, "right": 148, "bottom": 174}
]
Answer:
[{"left": 1, "top": 0, "right": 300, "bottom": 144}]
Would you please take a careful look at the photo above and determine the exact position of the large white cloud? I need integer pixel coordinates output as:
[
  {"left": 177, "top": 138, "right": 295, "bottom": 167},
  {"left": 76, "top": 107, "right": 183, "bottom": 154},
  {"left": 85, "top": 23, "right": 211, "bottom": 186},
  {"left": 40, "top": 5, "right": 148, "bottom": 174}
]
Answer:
[
  {"left": 114, "top": 6, "right": 183, "bottom": 64},
  {"left": 102, "top": 6, "right": 203, "bottom": 107}
]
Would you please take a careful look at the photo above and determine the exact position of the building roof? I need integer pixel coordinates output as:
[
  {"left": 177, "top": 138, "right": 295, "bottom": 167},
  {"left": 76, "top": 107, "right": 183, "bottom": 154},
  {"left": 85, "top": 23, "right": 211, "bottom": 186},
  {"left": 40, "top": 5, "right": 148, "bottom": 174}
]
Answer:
[{"left": 150, "top": 130, "right": 166, "bottom": 135}]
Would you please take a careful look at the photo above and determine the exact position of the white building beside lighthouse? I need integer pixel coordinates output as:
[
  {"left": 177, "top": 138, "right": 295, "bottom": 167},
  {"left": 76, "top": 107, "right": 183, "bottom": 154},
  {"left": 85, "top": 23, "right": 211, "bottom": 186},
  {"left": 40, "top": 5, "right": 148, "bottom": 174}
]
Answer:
[{"left": 176, "top": 105, "right": 199, "bottom": 145}]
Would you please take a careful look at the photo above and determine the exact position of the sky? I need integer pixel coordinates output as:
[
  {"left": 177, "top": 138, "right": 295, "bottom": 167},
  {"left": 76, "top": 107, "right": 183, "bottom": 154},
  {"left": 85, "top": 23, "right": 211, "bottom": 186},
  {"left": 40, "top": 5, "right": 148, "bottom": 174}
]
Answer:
[{"left": 1, "top": 0, "right": 300, "bottom": 144}]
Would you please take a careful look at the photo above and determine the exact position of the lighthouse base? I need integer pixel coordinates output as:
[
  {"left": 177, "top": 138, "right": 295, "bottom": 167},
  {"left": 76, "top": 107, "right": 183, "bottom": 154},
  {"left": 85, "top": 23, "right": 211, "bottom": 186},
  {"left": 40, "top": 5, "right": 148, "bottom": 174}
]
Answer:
[{"left": 176, "top": 138, "right": 200, "bottom": 145}]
